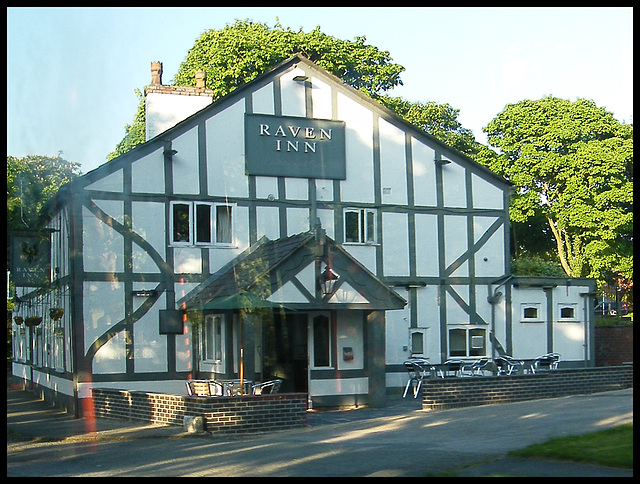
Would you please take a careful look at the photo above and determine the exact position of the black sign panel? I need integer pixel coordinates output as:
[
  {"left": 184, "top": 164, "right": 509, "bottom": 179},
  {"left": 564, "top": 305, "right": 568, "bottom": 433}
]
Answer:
[
  {"left": 245, "top": 114, "right": 346, "bottom": 179},
  {"left": 11, "top": 231, "right": 51, "bottom": 287}
]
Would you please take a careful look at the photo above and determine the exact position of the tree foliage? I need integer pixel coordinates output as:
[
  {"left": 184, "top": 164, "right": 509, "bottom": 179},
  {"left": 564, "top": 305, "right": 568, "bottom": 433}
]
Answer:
[
  {"left": 480, "top": 96, "right": 633, "bottom": 283},
  {"left": 7, "top": 154, "right": 81, "bottom": 231},
  {"left": 173, "top": 19, "right": 405, "bottom": 97}
]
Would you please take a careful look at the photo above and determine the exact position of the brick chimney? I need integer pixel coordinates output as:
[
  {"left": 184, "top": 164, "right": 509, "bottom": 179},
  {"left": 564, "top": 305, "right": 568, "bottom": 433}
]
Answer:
[{"left": 144, "top": 62, "right": 215, "bottom": 141}]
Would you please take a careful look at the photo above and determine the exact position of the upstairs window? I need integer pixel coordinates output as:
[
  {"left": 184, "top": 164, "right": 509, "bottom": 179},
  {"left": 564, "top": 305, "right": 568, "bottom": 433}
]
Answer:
[
  {"left": 344, "top": 208, "right": 377, "bottom": 244},
  {"left": 171, "top": 201, "right": 234, "bottom": 246}
]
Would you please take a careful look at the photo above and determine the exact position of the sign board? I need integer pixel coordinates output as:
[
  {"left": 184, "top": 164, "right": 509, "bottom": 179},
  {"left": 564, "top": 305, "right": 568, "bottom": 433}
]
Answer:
[
  {"left": 245, "top": 114, "right": 346, "bottom": 179},
  {"left": 11, "top": 231, "right": 51, "bottom": 287}
]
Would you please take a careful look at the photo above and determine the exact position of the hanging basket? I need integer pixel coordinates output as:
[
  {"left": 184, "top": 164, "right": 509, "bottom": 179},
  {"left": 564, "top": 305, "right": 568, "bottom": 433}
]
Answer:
[
  {"left": 25, "top": 316, "right": 43, "bottom": 327},
  {"left": 49, "top": 308, "right": 65, "bottom": 321},
  {"left": 13, "top": 316, "right": 24, "bottom": 325}
]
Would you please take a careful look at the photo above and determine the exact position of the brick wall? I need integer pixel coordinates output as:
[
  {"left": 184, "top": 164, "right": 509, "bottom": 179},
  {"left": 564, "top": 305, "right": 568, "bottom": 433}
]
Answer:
[
  {"left": 595, "top": 326, "right": 633, "bottom": 366},
  {"left": 91, "top": 389, "right": 307, "bottom": 434},
  {"left": 422, "top": 365, "right": 633, "bottom": 411}
]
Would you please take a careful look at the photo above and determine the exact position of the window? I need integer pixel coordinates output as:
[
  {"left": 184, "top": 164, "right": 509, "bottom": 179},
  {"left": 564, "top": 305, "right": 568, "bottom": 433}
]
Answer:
[
  {"left": 312, "top": 314, "right": 331, "bottom": 367},
  {"left": 203, "top": 314, "right": 225, "bottom": 365},
  {"left": 448, "top": 328, "right": 486, "bottom": 357},
  {"left": 171, "top": 201, "right": 234, "bottom": 246},
  {"left": 344, "top": 208, "right": 377, "bottom": 244},
  {"left": 409, "top": 328, "right": 428, "bottom": 357},
  {"left": 558, "top": 304, "right": 577, "bottom": 321},
  {"left": 521, "top": 303, "right": 542, "bottom": 322}
]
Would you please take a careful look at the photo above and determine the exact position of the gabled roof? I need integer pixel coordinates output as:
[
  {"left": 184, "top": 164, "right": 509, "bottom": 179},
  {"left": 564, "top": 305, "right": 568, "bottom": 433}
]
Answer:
[
  {"left": 41, "top": 53, "right": 510, "bottom": 222},
  {"left": 177, "top": 229, "right": 407, "bottom": 311}
]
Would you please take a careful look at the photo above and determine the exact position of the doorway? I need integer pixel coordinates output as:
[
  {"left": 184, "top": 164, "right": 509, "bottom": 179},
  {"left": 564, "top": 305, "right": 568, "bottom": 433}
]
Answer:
[{"left": 261, "top": 312, "right": 308, "bottom": 393}]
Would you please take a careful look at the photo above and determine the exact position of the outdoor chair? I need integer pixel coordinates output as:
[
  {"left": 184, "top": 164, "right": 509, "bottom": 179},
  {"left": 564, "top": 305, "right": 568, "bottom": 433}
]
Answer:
[
  {"left": 186, "top": 379, "right": 213, "bottom": 397},
  {"left": 460, "top": 357, "right": 491, "bottom": 377},
  {"left": 531, "top": 353, "right": 561, "bottom": 373},
  {"left": 251, "top": 379, "right": 282, "bottom": 395},
  {"left": 437, "top": 359, "right": 466, "bottom": 378},
  {"left": 186, "top": 379, "right": 228, "bottom": 397},
  {"left": 402, "top": 358, "right": 433, "bottom": 398},
  {"left": 495, "top": 355, "right": 525, "bottom": 376}
]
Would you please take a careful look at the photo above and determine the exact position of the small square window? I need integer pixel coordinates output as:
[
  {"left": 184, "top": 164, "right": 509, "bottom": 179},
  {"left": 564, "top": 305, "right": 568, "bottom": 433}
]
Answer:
[
  {"left": 558, "top": 304, "right": 578, "bottom": 321},
  {"left": 521, "top": 303, "right": 542, "bottom": 322}
]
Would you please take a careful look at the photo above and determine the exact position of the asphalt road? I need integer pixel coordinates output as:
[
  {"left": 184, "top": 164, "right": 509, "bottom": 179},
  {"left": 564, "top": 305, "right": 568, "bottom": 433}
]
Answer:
[{"left": 7, "top": 383, "right": 633, "bottom": 477}]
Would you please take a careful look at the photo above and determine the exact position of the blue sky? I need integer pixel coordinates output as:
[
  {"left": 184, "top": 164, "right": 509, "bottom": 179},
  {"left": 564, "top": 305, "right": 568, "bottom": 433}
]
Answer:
[{"left": 7, "top": 7, "right": 633, "bottom": 174}]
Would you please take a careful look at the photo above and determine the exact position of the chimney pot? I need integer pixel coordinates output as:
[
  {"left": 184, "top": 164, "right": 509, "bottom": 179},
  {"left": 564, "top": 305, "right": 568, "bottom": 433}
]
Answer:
[
  {"left": 195, "top": 70, "right": 206, "bottom": 88},
  {"left": 151, "top": 61, "right": 163, "bottom": 86}
]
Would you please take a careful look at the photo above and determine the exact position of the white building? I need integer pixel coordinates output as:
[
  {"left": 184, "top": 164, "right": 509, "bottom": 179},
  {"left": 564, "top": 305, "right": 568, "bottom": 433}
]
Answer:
[{"left": 10, "top": 55, "right": 596, "bottom": 414}]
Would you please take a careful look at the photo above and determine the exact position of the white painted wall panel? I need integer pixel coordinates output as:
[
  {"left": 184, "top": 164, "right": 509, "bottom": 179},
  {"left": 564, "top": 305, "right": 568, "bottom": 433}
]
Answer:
[
  {"left": 252, "top": 82, "right": 274, "bottom": 115},
  {"left": 412, "top": 138, "right": 437, "bottom": 206},
  {"left": 337, "top": 93, "right": 374, "bottom": 203},
  {"left": 382, "top": 212, "right": 410, "bottom": 276},
  {"left": 472, "top": 173, "right": 504, "bottom": 209},
  {"left": 132, "top": 148, "right": 164, "bottom": 193},
  {"left": 378, "top": 118, "right": 407, "bottom": 205},
  {"left": 414, "top": 213, "right": 439, "bottom": 277},
  {"left": 206, "top": 100, "right": 248, "bottom": 198},
  {"left": 441, "top": 160, "right": 467, "bottom": 208},
  {"left": 280, "top": 67, "right": 307, "bottom": 117},
  {"left": 172, "top": 127, "right": 199, "bottom": 195}
]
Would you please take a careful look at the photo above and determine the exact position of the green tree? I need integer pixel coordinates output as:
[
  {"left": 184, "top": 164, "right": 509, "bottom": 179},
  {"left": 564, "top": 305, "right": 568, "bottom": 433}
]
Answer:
[
  {"left": 110, "top": 19, "right": 479, "bottom": 159},
  {"left": 479, "top": 96, "right": 633, "bottom": 283},
  {"left": 7, "top": 154, "right": 81, "bottom": 232}
]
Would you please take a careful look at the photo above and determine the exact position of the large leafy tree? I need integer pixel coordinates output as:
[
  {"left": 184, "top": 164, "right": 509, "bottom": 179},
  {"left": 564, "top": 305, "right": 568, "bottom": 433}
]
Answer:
[
  {"left": 110, "top": 19, "right": 480, "bottom": 160},
  {"left": 478, "top": 96, "right": 633, "bottom": 284},
  {"left": 7, "top": 154, "right": 81, "bottom": 232}
]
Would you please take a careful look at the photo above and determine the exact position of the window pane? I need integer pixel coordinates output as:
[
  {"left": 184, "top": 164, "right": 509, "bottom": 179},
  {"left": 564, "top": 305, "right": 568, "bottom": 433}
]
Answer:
[
  {"left": 205, "top": 318, "right": 214, "bottom": 360},
  {"left": 172, "top": 203, "right": 190, "bottom": 242},
  {"left": 523, "top": 307, "right": 538, "bottom": 319},
  {"left": 469, "top": 329, "right": 486, "bottom": 356},
  {"left": 214, "top": 316, "right": 222, "bottom": 361},
  {"left": 216, "top": 205, "right": 232, "bottom": 244},
  {"left": 313, "top": 315, "right": 330, "bottom": 367},
  {"left": 411, "top": 331, "right": 424, "bottom": 355},
  {"left": 345, "top": 211, "right": 360, "bottom": 243},
  {"left": 560, "top": 307, "right": 575, "bottom": 318},
  {"left": 366, "top": 210, "right": 376, "bottom": 243},
  {"left": 449, "top": 329, "right": 466, "bottom": 357},
  {"left": 196, "top": 204, "right": 212, "bottom": 243}
]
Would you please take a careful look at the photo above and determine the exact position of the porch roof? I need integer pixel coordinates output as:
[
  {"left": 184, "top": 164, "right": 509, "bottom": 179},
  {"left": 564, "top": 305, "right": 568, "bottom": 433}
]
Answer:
[{"left": 177, "top": 229, "right": 406, "bottom": 312}]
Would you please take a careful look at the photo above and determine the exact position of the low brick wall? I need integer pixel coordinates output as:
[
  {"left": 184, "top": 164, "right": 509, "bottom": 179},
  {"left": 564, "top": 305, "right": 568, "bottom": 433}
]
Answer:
[
  {"left": 92, "top": 389, "right": 308, "bottom": 434},
  {"left": 422, "top": 365, "right": 633, "bottom": 411}
]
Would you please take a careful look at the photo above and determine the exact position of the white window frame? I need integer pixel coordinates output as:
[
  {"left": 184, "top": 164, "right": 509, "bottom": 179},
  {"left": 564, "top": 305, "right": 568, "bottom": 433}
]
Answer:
[
  {"left": 202, "top": 314, "right": 225, "bottom": 372},
  {"left": 170, "top": 201, "right": 235, "bottom": 247},
  {"left": 448, "top": 327, "right": 487, "bottom": 358},
  {"left": 557, "top": 303, "right": 578, "bottom": 322},
  {"left": 520, "top": 303, "right": 543, "bottom": 323},
  {"left": 409, "top": 327, "right": 429, "bottom": 358},
  {"left": 343, "top": 208, "right": 377, "bottom": 244}
]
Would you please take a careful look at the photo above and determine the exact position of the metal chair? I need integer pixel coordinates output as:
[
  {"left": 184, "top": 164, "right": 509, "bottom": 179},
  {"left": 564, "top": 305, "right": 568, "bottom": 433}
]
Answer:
[
  {"left": 438, "top": 359, "right": 466, "bottom": 378},
  {"left": 460, "top": 357, "right": 491, "bottom": 377},
  {"left": 495, "top": 355, "right": 525, "bottom": 376},
  {"left": 531, "top": 353, "right": 561, "bottom": 373},
  {"left": 402, "top": 359, "right": 432, "bottom": 398},
  {"left": 251, "top": 379, "right": 282, "bottom": 395}
]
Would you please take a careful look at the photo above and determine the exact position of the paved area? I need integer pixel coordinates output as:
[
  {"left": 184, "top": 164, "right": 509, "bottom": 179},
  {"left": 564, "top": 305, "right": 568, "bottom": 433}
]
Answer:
[{"left": 7, "top": 377, "right": 633, "bottom": 477}]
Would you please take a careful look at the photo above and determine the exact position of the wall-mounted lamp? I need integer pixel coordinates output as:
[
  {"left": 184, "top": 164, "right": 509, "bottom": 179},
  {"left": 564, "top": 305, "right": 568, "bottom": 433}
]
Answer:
[
  {"left": 435, "top": 158, "right": 451, "bottom": 165},
  {"left": 318, "top": 267, "right": 339, "bottom": 296},
  {"left": 164, "top": 149, "right": 178, "bottom": 156},
  {"left": 293, "top": 75, "right": 309, "bottom": 82}
]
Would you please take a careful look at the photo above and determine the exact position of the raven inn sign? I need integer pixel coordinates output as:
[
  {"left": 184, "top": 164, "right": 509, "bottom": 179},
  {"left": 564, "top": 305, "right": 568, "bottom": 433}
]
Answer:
[{"left": 245, "top": 113, "right": 346, "bottom": 179}]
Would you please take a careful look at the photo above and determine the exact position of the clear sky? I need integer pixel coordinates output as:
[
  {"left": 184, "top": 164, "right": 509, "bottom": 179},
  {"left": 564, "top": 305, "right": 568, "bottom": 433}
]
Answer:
[{"left": 7, "top": 7, "right": 633, "bottom": 174}]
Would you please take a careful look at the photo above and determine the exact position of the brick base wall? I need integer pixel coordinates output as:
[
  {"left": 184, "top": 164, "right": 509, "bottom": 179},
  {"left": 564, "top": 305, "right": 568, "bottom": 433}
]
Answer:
[
  {"left": 595, "top": 326, "right": 633, "bottom": 366},
  {"left": 91, "top": 389, "right": 308, "bottom": 434},
  {"left": 422, "top": 365, "right": 633, "bottom": 411}
]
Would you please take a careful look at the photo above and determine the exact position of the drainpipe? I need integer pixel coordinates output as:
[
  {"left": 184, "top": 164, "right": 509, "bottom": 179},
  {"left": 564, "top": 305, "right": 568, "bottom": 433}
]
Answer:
[{"left": 488, "top": 275, "right": 514, "bottom": 369}]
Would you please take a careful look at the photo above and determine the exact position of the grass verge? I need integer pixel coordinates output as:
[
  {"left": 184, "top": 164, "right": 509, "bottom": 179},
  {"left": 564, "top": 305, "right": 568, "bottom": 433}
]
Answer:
[{"left": 508, "top": 424, "right": 633, "bottom": 469}]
